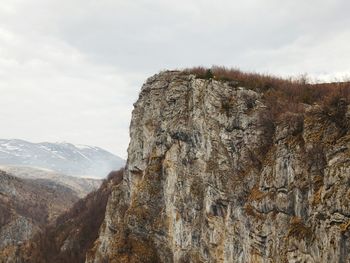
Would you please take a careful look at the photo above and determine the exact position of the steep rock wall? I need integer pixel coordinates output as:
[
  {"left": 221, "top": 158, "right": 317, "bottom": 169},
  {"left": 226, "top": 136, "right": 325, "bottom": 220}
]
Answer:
[{"left": 87, "top": 71, "right": 350, "bottom": 263}]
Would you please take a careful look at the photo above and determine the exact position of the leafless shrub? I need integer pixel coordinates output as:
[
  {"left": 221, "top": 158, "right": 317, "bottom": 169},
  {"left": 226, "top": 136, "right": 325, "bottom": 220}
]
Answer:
[
  {"left": 21, "top": 168, "right": 124, "bottom": 263},
  {"left": 185, "top": 66, "right": 350, "bottom": 121}
]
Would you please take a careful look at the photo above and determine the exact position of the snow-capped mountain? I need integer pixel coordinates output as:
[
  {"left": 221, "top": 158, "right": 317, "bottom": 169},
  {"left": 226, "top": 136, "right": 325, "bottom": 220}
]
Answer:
[{"left": 0, "top": 139, "right": 125, "bottom": 178}]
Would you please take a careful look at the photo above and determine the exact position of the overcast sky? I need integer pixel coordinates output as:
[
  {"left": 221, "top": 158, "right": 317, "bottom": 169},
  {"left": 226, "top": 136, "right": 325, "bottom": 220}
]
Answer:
[{"left": 1, "top": 0, "right": 350, "bottom": 157}]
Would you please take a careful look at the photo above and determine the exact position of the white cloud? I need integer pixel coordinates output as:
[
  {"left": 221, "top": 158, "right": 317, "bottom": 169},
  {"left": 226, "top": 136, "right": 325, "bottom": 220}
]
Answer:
[
  {"left": 0, "top": 13, "right": 142, "bottom": 157},
  {"left": 0, "top": 0, "right": 349, "bottom": 157}
]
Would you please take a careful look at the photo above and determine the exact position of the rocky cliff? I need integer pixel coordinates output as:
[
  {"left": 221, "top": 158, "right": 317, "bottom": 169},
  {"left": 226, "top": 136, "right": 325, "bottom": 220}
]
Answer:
[{"left": 86, "top": 71, "right": 350, "bottom": 263}]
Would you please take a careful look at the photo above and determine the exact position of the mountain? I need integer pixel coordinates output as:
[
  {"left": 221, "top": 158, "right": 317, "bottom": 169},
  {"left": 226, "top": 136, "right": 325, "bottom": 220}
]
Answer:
[
  {"left": 0, "top": 139, "right": 125, "bottom": 178},
  {"left": 6, "top": 69, "right": 350, "bottom": 263},
  {"left": 0, "top": 165, "right": 101, "bottom": 198},
  {"left": 7, "top": 169, "right": 123, "bottom": 263},
  {"left": 0, "top": 165, "right": 102, "bottom": 259},
  {"left": 0, "top": 170, "right": 80, "bottom": 254}
]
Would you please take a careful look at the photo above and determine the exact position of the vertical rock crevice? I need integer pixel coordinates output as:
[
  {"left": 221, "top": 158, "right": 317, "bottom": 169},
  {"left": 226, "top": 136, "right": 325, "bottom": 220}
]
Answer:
[{"left": 87, "top": 71, "right": 350, "bottom": 263}]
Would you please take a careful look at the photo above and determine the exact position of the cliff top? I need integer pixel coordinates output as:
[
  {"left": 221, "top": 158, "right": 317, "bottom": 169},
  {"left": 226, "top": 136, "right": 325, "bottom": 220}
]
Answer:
[{"left": 142, "top": 67, "right": 350, "bottom": 122}]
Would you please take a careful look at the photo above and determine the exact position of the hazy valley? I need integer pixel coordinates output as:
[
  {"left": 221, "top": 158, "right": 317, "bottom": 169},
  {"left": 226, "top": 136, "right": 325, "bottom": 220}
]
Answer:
[{"left": 0, "top": 141, "right": 125, "bottom": 261}]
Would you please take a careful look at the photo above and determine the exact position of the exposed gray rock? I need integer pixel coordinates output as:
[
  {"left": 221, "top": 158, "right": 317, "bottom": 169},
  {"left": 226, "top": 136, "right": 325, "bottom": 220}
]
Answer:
[
  {"left": 0, "top": 216, "right": 38, "bottom": 249},
  {"left": 86, "top": 71, "right": 350, "bottom": 262}
]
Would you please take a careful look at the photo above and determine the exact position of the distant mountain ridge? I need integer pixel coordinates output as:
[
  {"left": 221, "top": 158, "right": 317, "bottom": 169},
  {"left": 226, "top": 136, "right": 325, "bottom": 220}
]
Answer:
[
  {"left": 0, "top": 139, "right": 125, "bottom": 178},
  {"left": 0, "top": 165, "right": 101, "bottom": 198}
]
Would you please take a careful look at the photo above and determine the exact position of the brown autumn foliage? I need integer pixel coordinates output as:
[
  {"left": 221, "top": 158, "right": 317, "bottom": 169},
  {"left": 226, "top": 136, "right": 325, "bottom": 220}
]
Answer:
[
  {"left": 19, "top": 168, "right": 124, "bottom": 263},
  {"left": 185, "top": 66, "right": 350, "bottom": 118},
  {"left": 0, "top": 170, "right": 79, "bottom": 228},
  {"left": 184, "top": 66, "right": 350, "bottom": 148},
  {"left": 183, "top": 66, "right": 350, "bottom": 160},
  {"left": 0, "top": 201, "right": 13, "bottom": 227}
]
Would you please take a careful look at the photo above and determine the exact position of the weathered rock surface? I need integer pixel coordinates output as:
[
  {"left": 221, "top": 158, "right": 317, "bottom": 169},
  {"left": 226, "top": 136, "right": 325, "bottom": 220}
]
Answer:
[{"left": 87, "top": 71, "right": 350, "bottom": 263}]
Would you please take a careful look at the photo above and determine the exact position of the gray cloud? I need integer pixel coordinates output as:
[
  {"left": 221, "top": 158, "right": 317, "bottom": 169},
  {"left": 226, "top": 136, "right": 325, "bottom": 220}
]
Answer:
[{"left": 0, "top": 0, "right": 350, "bottom": 156}]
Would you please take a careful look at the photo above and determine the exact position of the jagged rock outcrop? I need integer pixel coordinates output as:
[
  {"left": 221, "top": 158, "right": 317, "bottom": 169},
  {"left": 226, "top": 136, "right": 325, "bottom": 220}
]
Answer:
[{"left": 87, "top": 71, "right": 350, "bottom": 263}]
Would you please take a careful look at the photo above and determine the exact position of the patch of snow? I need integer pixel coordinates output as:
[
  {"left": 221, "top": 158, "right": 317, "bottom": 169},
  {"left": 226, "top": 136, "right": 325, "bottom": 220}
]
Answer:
[{"left": 75, "top": 144, "right": 92, "bottom": 150}]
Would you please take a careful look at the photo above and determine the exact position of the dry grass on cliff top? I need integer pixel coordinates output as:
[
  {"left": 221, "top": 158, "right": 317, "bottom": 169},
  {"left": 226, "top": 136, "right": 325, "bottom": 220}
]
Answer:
[{"left": 185, "top": 66, "right": 350, "bottom": 118}]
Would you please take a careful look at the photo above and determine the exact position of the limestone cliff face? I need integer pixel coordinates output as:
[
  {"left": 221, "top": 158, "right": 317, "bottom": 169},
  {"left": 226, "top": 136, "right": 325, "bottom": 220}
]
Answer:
[{"left": 87, "top": 71, "right": 350, "bottom": 263}]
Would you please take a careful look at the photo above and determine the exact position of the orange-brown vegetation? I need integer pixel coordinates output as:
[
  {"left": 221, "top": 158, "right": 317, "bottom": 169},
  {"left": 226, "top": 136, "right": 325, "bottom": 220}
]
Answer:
[
  {"left": 0, "top": 200, "right": 13, "bottom": 227},
  {"left": 248, "top": 185, "right": 266, "bottom": 202},
  {"left": 0, "top": 171, "right": 79, "bottom": 228},
  {"left": 107, "top": 233, "right": 160, "bottom": 263},
  {"left": 185, "top": 66, "right": 350, "bottom": 159},
  {"left": 19, "top": 169, "right": 124, "bottom": 263},
  {"left": 185, "top": 66, "right": 350, "bottom": 120},
  {"left": 340, "top": 220, "right": 350, "bottom": 233},
  {"left": 288, "top": 216, "right": 313, "bottom": 241},
  {"left": 244, "top": 204, "right": 264, "bottom": 221}
]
